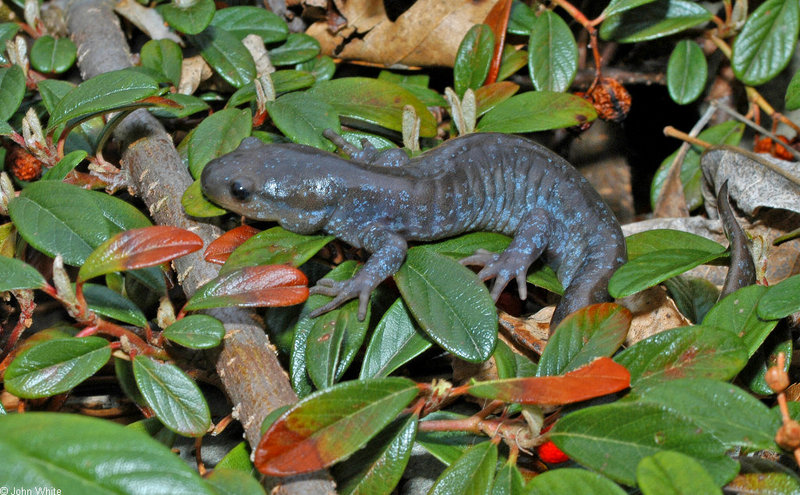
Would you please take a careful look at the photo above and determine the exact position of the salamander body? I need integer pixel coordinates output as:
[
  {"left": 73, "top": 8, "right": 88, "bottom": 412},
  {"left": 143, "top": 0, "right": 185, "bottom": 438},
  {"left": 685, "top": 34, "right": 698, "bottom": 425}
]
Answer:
[{"left": 201, "top": 132, "right": 627, "bottom": 331}]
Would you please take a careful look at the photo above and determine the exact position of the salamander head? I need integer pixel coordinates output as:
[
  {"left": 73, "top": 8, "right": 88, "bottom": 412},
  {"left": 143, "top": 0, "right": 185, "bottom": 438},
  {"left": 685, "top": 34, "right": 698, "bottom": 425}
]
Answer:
[{"left": 201, "top": 137, "right": 339, "bottom": 233}]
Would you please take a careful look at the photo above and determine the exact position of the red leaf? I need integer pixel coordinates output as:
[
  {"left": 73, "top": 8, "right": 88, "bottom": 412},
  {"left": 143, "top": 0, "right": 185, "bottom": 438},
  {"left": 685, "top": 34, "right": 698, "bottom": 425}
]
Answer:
[
  {"left": 482, "top": 0, "right": 512, "bottom": 84},
  {"left": 184, "top": 265, "right": 308, "bottom": 310},
  {"left": 204, "top": 225, "right": 260, "bottom": 264},
  {"left": 140, "top": 95, "right": 182, "bottom": 108},
  {"left": 466, "top": 357, "right": 630, "bottom": 405},
  {"left": 77, "top": 226, "right": 203, "bottom": 282}
]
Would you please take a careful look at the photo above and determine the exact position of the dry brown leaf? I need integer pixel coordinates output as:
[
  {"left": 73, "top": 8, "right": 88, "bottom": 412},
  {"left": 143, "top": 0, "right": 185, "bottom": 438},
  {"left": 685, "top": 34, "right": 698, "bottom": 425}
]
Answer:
[
  {"left": 305, "top": 0, "right": 499, "bottom": 68},
  {"left": 618, "top": 286, "right": 690, "bottom": 345},
  {"left": 179, "top": 55, "right": 213, "bottom": 95},
  {"left": 115, "top": 0, "right": 183, "bottom": 46}
]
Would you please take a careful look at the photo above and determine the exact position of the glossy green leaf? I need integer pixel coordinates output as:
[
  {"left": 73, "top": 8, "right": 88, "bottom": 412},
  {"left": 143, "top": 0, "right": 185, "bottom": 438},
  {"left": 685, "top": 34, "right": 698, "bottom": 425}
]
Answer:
[
  {"left": 30, "top": 35, "right": 77, "bottom": 74},
  {"left": 550, "top": 402, "right": 739, "bottom": 486},
  {"left": 290, "top": 262, "right": 360, "bottom": 397},
  {"left": 786, "top": 69, "right": 800, "bottom": 110},
  {"left": 42, "top": 149, "right": 87, "bottom": 181},
  {"left": 508, "top": 1, "right": 536, "bottom": 35},
  {"left": 185, "top": 264, "right": 308, "bottom": 310},
  {"left": 222, "top": 226, "right": 333, "bottom": 275},
  {"left": 360, "top": 298, "right": 432, "bottom": 378},
  {"left": 416, "top": 411, "right": 485, "bottom": 465},
  {"left": 662, "top": 276, "right": 717, "bottom": 324},
  {"left": 151, "top": 93, "right": 210, "bottom": 118},
  {"left": 0, "top": 65, "right": 25, "bottom": 122},
  {"left": 182, "top": 178, "right": 227, "bottom": 217},
  {"left": 214, "top": 442, "right": 253, "bottom": 472},
  {"left": 0, "top": 120, "right": 12, "bottom": 135},
  {"left": 666, "top": 40, "right": 707, "bottom": 104},
  {"left": 227, "top": 70, "right": 316, "bottom": 107},
  {"left": 0, "top": 255, "right": 47, "bottom": 291},
  {"left": 210, "top": 6, "right": 288, "bottom": 42},
  {"left": 627, "top": 229, "right": 727, "bottom": 260},
  {"left": 614, "top": 325, "right": 748, "bottom": 388},
  {"left": 732, "top": 0, "right": 799, "bottom": 86},
  {"left": 704, "top": 285, "right": 777, "bottom": 356},
  {"left": 133, "top": 355, "right": 211, "bottom": 436},
  {"left": 204, "top": 468, "right": 265, "bottom": 495},
  {"left": 8, "top": 181, "right": 120, "bottom": 265},
  {"left": 477, "top": 91, "right": 597, "bottom": 132},
  {"left": 163, "top": 314, "right": 225, "bottom": 349},
  {"left": 474, "top": 81, "right": 519, "bottom": 117},
  {"left": 758, "top": 273, "right": 800, "bottom": 319},
  {"left": 496, "top": 45, "right": 528, "bottom": 82},
  {"left": 4, "top": 337, "right": 111, "bottom": 398},
  {"left": 141, "top": 39, "right": 183, "bottom": 87},
  {"left": 651, "top": 121, "right": 744, "bottom": 211},
  {"left": 454, "top": 24, "right": 494, "bottom": 97},
  {"left": 528, "top": 11, "right": 578, "bottom": 92},
  {"left": 395, "top": 246, "right": 497, "bottom": 363},
  {"left": 0, "top": 23, "right": 20, "bottom": 65},
  {"left": 47, "top": 68, "right": 160, "bottom": 131},
  {"left": 637, "top": 451, "right": 722, "bottom": 495},
  {"left": 255, "top": 377, "right": 419, "bottom": 475},
  {"left": 427, "top": 231, "right": 511, "bottom": 259},
  {"left": 526, "top": 468, "right": 627, "bottom": 495},
  {"left": 492, "top": 461, "right": 526, "bottom": 495},
  {"left": 429, "top": 441, "right": 497, "bottom": 495},
  {"left": 537, "top": 303, "right": 631, "bottom": 376},
  {"left": 741, "top": 327, "right": 792, "bottom": 395},
  {"left": 158, "top": 0, "right": 215, "bottom": 35},
  {"left": 0, "top": 413, "right": 214, "bottom": 494},
  {"left": 268, "top": 33, "right": 320, "bottom": 66},
  {"left": 727, "top": 470, "right": 800, "bottom": 494},
  {"left": 600, "top": 0, "right": 712, "bottom": 43},
  {"left": 336, "top": 414, "right": 418, "bottom": 495},
  {"left": 82, "top": 283, "right": 148, "bottom": 327},
  {"left": 609, "top": 248, "right": 726, "bottom": 298},
  {"left": 631, "top": 378, "right": 779, "bottom": 451},
  {"left": 309, "top": 77, "right": 437, "bottom": 137},
  {"left": 602, "top": 0, "right": 658, "bottom": 18},
  {"left": 192, "top": 26, "right": 256, "bottom": 88},
  {"left": 266, "top": 92, "right": 339, "bottom": 151},
  {"left": 187, "top": 107, "right": 252, "bottom": 178},
  {"left": 298, "top": 55, "right": 336, "bottom": 82}
]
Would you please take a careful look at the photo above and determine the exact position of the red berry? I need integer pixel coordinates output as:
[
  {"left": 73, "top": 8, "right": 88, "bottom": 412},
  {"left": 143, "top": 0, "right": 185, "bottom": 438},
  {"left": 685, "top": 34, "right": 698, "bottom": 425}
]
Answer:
[{"left": 537, "top": 440, "right": 569, "bottom": 464}]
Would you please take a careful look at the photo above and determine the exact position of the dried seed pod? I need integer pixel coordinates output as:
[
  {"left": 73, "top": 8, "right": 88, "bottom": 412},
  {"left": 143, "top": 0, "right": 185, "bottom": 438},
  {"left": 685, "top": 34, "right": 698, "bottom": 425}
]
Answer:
[
  {"left": 6, "top": 146, "right": 43, "bottom": 181},
  {"left": 579, "top": 77, "right": 632, "bottom": 123}
]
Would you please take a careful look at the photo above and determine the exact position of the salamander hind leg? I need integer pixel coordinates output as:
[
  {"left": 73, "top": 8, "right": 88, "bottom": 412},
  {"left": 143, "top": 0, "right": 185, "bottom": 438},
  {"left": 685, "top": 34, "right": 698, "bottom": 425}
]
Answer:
[{"left": 461, "top": 209, "right": 551, "bottom": 301}]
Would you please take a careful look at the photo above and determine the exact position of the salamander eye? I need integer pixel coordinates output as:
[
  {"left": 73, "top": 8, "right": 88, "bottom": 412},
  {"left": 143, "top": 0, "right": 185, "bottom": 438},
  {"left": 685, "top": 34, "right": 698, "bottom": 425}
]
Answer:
[{"left": 230, "top": 180, "right": 252, "bottom": 202}]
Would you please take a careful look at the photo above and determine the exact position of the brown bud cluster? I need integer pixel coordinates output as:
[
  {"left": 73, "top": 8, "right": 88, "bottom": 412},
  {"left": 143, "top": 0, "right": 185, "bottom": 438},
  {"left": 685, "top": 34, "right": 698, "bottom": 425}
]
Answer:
[{"left": 577, "top": 77, "right": 632, "bottom": 123}]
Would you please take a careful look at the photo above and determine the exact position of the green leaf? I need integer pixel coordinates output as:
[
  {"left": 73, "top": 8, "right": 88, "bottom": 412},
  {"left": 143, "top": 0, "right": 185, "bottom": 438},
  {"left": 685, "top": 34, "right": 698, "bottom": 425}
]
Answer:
[
  {"left": 309, "top": 77, "right": 437, "bottom": 137},
  {"left": 537, "top": 303, "right": 630, "bottom": 376},
  {"left": 0, "top": 65, "right": 26, "bottom": 122},
  {"left": 133, "top": 355, "right": 211, "bottom": 436},
  {"left": 182, "top": 178, "right": 227, "bottom": 217},
  {"left": 663, "top": 276, "right": 719, "bottom": 323},
  {"left": 42, "top": 149, "right": 87, "bottom": 181},
  {"left": 600, "top": 0, "right": 712, "bottom": 43},
  {"left": 360, "top": 298, "right": 432, "bottom": 379},
  {"left": 497, "top": 45, "right": 528, "bottom": 82},
  {"left": 0, "top": 120, "right": 12, "bottom": 135},
  {"left": 297, "top": 55, "right": 337, "bottom": 82},
  {"left": 492, "top": 461, "right": 526, "bottom": 495},
  {"left": 428, "top": 441, "right": 497, "bottom": 495},
  {"left": 255, "top": 377, "right": 419, "bottom": 475},
  {"left": 0, "top": 255, "right": 47, "bottom": 291},
  {"left": 187, "top": 107, "right": 252, "bottom": 178},
  {"left": 666, "top": 40, "right": 707, "bottom": 104},
  {"left": 474, "top": 81, "right": 520, "bottom": 116},
  {"left": 477, "top": 91, "right": 597, "bottom": 132},
  {"left": 158, "top": 0, "right": 216, "bottom": 35},
  {"left": 163, "top": 314, "right": 225, "bottom": 349},
  {"left": 4, "top": 337, "right": 111, "bottom": 398},
  {"left": 151, "top": 93, "right": 210, "bottom": 118},
  {"left": 525, "top": 468, "right": 627, "bottom": 494},
  {"left": 268, "top": 33, "right": 320, "bottom": 66},
  {"left": 614, "top": 325, "right": 748, "bottom": 388},
  {"left": 786, "top": 69, "right": 800, "bottom": 110},
  {"left": 609, "top": 249, "right": 727, "bottom": 298},
  {"left": 336, "top": 414, "right": 418, "bottom": 495},
  {"left": 732, "top": 0, "right": 800, "bottom": 86},
  {"left": 204, "top": 467, "right": 266, "bottom": 495},
  {"left": 758, "top": 273, "right": 800, "bottom": 319},
  {"left": 454, "top": 24, "right": 494, "bottom": 97},
  {"left": 0, "top": 23, "right": 21, "bottom": 65},
  {"left": 550, "top": 402, "right": 739, "bottom": 486},
  {"left": 602, "top": 0, "right": 658, "bottom": 18},
  {"left": 528, "top": 11, "right": 578, "bottom": 92},
  {"left": 47, "top": 68, "right": 160, "bottom": 131},
  {"left": 704, "top": 284, "right": 777, "bottom": 357},
  {"left": 637, "top": 451, "right": 722, "bottom": 495},
  {"left": 82, "top": 283, "right": 148, "bottom": 327},
  {"left": 427, "top": 232, "right": 511, "bottom": 259},
  {"left": 141, "top": 39, "right": 184, "bottom": 87},
  {"left": 651, "top": 121, "right": 744, "bottom": 211},
  {"left": 394, "top": 247, "right": 497, "bottom": 363},
  {"left": 215, "top": 442, "right": 254, "bottom": 472},
  {"left": 508, "top": 1, "right": 536, "bottom": 35},
  {"left": 266, "top": 92, "right": 340, "bottom": 151},
  {"left": 222, "top": 226, "right": 333, "bottom": 275},
  {"left": 210, "top": 6, "right": 288, "bottom": 42},
  {"left": 0, "top": 412, "right": 214, "bottom": 493},
  {"left": 30, "top": 35, "right": 77, "bottom": 74},
  {"left": 192, "top": 26, "right": 256, "bottom": 88},
  {"left": 631, "top": 378, "right": 779, "bottom": 451},
  {"left": 416, "top": 411, "right": 485, "bottom": 465},
  {"left": 741, "top": 327, "right": 792, "bottom": 395}
]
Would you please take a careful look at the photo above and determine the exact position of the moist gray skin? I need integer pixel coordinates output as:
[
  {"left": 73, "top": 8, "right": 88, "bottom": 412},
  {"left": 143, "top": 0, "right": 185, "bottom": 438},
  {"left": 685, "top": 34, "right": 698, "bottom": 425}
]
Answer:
[{"left": 201, "top": 132, "right": 627, "bottom": 332}]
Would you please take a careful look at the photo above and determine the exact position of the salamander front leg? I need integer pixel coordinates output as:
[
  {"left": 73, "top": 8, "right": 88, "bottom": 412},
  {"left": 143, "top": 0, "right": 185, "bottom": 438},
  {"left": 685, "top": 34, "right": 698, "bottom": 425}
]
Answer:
[
  {"left": 461, "top": 209, "right": 551, "bottom": 301},
  {"left": 309, "top": 224, "right": 407, "bottom": 320}
]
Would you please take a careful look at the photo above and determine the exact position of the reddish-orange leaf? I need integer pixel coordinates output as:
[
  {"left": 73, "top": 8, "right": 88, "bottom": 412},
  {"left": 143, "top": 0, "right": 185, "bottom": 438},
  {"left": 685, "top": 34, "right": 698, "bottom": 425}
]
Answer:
[
  {"left": 77, "top": 226, "right": 203, "bottom": 282},
  {"left": 140, "top": 95, "right": 182, "bottom": 108},
  {"left": 184, "top": 264, "right": 308, "bottom": 311},
  {"left": 466, "top": 357, "right": 630, "bottom": 405},
  {"left": 204, "top": 225, "right": 261, "bottom": 264},
  {"left": 483, "top": 0, "right": 512, "bottom": 84}
]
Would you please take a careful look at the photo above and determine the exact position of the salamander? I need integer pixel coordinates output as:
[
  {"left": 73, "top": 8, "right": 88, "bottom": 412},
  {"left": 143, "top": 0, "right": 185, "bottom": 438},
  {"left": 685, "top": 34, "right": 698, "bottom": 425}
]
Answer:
[{"left": 200, "top": 131, "right": 627, "bottom": 332}]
